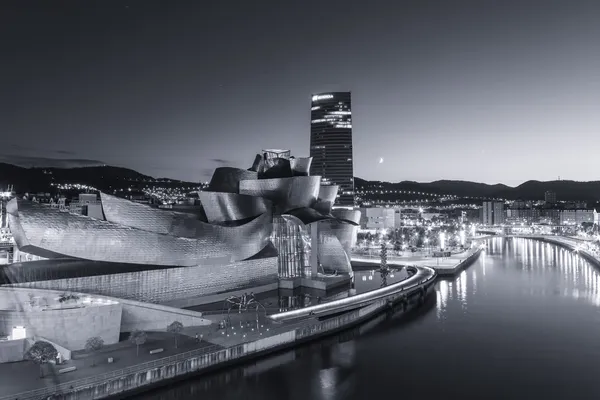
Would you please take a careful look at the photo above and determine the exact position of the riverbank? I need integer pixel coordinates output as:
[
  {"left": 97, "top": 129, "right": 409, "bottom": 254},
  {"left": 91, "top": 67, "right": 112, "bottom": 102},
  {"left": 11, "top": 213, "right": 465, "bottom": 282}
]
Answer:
[
  {"left": 352, "top": 244, "right": 484, "bottom": 277},
  {"left": 511, "top": 235, "right": 600, "bottom": 268},
  {"left": 0, "top": 267, "right": 436, "bottom": 400}
]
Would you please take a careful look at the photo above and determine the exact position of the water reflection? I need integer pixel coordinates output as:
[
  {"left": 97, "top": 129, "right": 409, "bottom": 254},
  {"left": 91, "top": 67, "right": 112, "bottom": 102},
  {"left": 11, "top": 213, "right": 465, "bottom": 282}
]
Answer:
[{"left": 436, "top": 237, "right": 600, "bottom": 319}]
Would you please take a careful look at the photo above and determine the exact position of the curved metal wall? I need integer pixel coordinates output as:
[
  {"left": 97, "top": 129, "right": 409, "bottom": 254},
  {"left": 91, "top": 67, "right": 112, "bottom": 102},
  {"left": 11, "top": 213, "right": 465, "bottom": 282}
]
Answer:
[
  {"left": 239, "top": 176, "right": 320, "bottom": 213},
  {"left": 9, "top": 199, "right": 271, "bottom": 265},
  {"left": 208, "top": 167, "right": 258, "bottom": 193},
  {"left": 281, "top": 207, "right": 334, "bottom": 225},
  {"left": 330, "top": 209, "right": 361, "bottom": 255},
  {"left": 198, "top": 192, "right": 271, "bottom": 224},
  {"left": 290, "top": 157, "right": 312, "bottom": 176},
  {"left": 317, "top": 225, "right": 352, "bottom": 274},
  {"left": 314, "top": 185, "right": 338, "bottom": 214}
]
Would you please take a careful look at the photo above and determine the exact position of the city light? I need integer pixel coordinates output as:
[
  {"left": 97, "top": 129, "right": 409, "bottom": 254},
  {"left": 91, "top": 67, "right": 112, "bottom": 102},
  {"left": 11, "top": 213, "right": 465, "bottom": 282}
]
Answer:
[{"left": 312, "top": 94, "right": 334, "bottom": 101}]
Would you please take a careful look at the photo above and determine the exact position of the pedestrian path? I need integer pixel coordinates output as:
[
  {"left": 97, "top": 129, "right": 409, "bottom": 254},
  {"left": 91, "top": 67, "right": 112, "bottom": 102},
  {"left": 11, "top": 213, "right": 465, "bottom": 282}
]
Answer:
[{"left": 0, "top": 329, "right": 215, "bottom": 398}]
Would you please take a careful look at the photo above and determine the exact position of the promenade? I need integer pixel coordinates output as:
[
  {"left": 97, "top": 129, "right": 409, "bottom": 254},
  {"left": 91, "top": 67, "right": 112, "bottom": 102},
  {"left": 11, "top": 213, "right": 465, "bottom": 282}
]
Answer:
[
  {"left": 0, "top": 331, "right": 217, "bottom": 398},
  {"left": 352, "top": 245, "right": 484, "bottom": 276}
]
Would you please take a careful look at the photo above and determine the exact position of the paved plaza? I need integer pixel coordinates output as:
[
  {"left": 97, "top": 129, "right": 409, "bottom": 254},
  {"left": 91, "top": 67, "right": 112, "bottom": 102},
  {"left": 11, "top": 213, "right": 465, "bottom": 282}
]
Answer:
[{"left": 352, "top": 247, "right": 476, "bottom": 272}]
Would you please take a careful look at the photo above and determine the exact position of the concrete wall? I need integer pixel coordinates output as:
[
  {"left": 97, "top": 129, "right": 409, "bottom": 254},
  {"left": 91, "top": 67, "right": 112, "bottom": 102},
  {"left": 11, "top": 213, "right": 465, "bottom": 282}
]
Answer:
[
  {"left": 0, "top": 304, "right": 122, "bottom": 351},
  {"left": 0, "top": 286, "right": 212, "bottom": 337},
  {"left": 118, "top": 299, "right": 212, "bottom": 332},
  {"left": 9, "top": 257, "right": 279, "bottom": 304},
  {"left": 0, "top": 338, "right": 27, "bottom": 363}
]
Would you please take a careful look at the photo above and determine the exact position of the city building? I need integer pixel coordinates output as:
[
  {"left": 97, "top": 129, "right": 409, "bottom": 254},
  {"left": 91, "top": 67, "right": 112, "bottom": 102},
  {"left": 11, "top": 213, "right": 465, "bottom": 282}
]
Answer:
[
  {"left": 480, "top": 201, "right": 505, "bottom": 226},
  {"left": 559, "top": 209, "right": 598, "bottom": 226},
  {"left": 563, "top": 201, "right": 588, "bottom": 210},
  {"left": 359, "top": 207, "right": 396, "bottom": 230},
  {"left": 544, "top": 191, "right": 556, "bottom": 204},
  {"left": 505, "top": 208, "right": 540, "bottom": 225},
  {"left": 309, "top": 92, "right": 355, "bottom": 207},
  {"left": 539, "top": 209, "right": 560, "bottom": 225},
  {"left": 4, "top": 150, "right": 361, "bottom": 304}
]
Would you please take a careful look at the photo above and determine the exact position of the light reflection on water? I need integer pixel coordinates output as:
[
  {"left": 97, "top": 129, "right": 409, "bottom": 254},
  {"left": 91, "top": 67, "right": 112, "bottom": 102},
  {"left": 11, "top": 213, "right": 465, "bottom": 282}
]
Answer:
[{"left": 134, "top": 238, "right": 600, "bottom": 399}]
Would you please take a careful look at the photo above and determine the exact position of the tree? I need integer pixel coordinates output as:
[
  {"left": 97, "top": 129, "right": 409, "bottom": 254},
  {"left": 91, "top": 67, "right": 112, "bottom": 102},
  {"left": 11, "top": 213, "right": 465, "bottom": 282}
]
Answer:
[
  {"left": 84, "top": 336, "right": 105, "bottom": 366},
  {"left": 129, "top": 330, "right": 147, "bottom": 356},
  {"left": 25, "top": 341, "right": 58, "bottom": 378},
  {"left": 167, "top": 321, "right": 184, "bottom": 349},
  {"left": 380, "top": 242, "right": 388, "bottom": 272}
]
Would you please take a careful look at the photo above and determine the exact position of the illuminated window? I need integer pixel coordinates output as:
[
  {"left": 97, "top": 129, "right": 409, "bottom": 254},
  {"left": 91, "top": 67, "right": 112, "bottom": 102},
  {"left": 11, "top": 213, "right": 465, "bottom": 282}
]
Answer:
[
  {"left": 312, "top": 94, "right": 334, "bottom": 102},
  {"left": 330, "top": 111, "right": 351, "bottom": 115}
]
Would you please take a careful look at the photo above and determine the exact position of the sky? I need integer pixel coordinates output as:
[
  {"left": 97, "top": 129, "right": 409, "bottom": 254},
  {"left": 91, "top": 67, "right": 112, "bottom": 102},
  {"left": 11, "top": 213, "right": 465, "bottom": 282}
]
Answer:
[{"left": 1, "top": 0, "right": 599, "bottom": 185}]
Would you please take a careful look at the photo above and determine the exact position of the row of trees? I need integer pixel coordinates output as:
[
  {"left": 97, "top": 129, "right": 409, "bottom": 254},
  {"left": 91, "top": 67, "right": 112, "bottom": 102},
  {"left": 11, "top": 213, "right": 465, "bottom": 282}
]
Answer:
[
  {"left": 25, "top": 320, "right": 188, "bottom": 378},
  {"left": 357, "top": 226, "right": 466, "bottom": 252}
]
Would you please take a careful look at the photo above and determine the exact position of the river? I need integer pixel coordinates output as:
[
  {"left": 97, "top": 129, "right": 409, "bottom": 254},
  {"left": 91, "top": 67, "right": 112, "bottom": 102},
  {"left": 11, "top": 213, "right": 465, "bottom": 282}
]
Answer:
[{"left": 131, "top": 237, "right": 600, "bottom": 399}]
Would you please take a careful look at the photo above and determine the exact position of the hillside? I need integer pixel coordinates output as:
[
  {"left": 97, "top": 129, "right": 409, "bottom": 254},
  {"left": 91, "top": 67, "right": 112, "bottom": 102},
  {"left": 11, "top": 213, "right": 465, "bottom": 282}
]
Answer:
[
  {"left": 0, "top": 163, "right": 198, "bottom": 194},
  {"left": 1, "top": 162, "right": 598, "bottom": 201},
  {"left": 355, "top": 177, "right": 600, "bottom": 201}
]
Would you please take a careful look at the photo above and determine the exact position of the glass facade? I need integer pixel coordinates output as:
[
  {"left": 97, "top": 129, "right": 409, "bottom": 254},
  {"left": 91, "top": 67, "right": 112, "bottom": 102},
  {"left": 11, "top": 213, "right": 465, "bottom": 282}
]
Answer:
[
  {"left": 310, "top": 92, "right": 355, "bottom": 207},
  {"left": 271, "top": 215, "right": 310, "bottom": 278}
]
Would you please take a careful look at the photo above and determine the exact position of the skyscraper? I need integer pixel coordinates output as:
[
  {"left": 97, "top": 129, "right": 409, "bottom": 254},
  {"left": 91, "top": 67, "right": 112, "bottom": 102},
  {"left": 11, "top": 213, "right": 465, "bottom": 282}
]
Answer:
[{"left": 309, "top": 92, "right": 355, "bottom": 207}]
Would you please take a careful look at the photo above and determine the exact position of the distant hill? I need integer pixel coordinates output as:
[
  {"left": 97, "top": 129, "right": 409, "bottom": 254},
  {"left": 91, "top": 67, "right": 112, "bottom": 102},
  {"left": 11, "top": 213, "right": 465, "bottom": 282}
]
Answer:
[
  {"left": 2, "top": 162, "right": 597, "bottom": 201},
  {"left": 355, "top": 177, "right": 600, "bottom": 201},
  {"left": 0, "top": 163, "right": 198, "bottom": 194}
]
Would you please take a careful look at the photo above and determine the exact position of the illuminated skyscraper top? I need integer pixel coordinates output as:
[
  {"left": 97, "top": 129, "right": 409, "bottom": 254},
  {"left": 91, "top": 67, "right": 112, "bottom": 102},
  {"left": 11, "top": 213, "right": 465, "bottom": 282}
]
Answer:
[{"left": 309, "top": 92, "right": 355, "bottom": 207}]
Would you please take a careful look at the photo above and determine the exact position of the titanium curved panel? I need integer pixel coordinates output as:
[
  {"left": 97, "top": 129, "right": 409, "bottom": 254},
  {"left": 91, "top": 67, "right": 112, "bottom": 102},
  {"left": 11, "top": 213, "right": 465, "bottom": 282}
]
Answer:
[
  {"left": 317, "top": 224, "right": 352, "bottom": 274},
  {"left": 208, "top": 167, "right": 258, "bottom": 193},
  {"left": 314, "top": 185, "right": 338, "bottom": 214},
  {"left": 329, "top": 222, "right": 358, "bottom": 257},
  {"left": 249, "top": 154, "right": 263, "bottom": 172},
  {"left": 198, "top": 192, "right": 271, "bottom": 224},
  {"left": 100, "top": 192, "right": 272, "bottom": 253},
  {"left": 290, "top": 157, "right": 312, "bottom": 176},
  {"left": 259, "top": 158, "right": 293, "bottom": 179},
  {"left": 101, "top": 193, "right": 199, "bottom": 237},
  {"left": 282, "top": 207, "right": 335, "bottom": 225},
  {"left": 332, "top": 209, "right": 361, "bottom": 226},
  {"left": 10, "top": 199, "right": 271, "bottom": 265},
  {"left": 239, "top": 176, "right": 320, "bottom": 213},
  {"left": 329, "top": 210, "right": 360, "bottom": 253}
]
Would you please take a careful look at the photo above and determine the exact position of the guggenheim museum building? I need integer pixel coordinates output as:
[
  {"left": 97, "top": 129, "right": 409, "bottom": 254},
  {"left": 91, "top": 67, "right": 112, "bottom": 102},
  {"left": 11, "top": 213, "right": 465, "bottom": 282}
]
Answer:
[{"left": 3, "top": 150, "right": 360, "bottom": 306}]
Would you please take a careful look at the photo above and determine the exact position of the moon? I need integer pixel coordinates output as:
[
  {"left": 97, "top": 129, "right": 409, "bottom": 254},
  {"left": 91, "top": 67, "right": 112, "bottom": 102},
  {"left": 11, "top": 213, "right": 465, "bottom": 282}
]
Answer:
[{"left": 379, "top": 157, "right": 384, "bottom": 164}]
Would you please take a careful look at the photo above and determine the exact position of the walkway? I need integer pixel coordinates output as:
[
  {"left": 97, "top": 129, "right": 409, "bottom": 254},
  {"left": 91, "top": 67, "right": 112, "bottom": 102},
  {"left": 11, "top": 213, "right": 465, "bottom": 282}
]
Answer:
[
  {"left": 0, "top": 330, "right": 216, "bottom": 398},
  {"left": 352, "top": 247, "right": 479, "bottom": 272}
]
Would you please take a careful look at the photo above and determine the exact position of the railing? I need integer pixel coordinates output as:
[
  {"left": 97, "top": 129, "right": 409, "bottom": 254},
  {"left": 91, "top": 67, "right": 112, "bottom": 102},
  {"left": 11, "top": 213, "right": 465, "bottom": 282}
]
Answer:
[
  {"left": 1, "top": 270, "right": 437, "bottom": 400},
  {"left": 270, "top": 266, "right": 435, "bottom": 321}
]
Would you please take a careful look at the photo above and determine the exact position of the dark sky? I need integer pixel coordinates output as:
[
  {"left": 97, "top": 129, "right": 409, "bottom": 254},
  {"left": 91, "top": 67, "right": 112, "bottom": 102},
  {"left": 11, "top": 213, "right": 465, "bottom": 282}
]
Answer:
[{"left": 2, "top": 1, "right": 599, "bottom": 185}]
